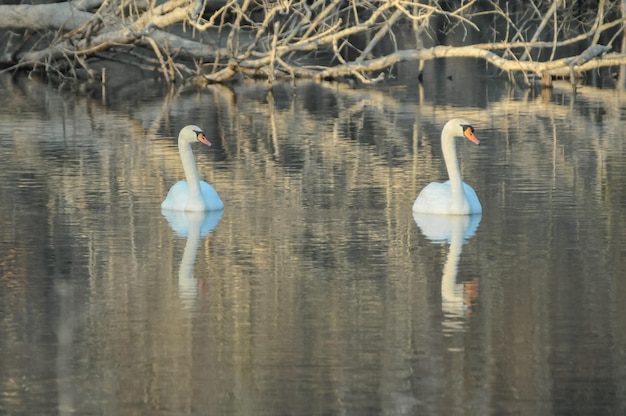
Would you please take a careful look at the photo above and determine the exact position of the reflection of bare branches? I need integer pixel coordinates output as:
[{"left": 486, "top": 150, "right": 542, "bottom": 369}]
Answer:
[
  {"left": 2, "top": 75, "right": 625, "bottom": 412},
  {"left": 266, "top": 90, "right": 280, "bottom": 159},
  {"left": 2, "top": 73, "right": 623, "bottom": 242}
]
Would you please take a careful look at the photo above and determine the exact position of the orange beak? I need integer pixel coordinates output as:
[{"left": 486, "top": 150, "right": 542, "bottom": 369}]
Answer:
[
  {"left": 197, "top": 132, "right": 212, "bottom": 147},
  {"left": 463, "top": 127, "right": 480, "bottom": 145}
]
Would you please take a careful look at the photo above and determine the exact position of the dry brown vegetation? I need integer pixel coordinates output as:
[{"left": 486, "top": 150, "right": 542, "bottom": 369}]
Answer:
[{"left": 1, "top": 0, "right": 626, "bottom": 87}]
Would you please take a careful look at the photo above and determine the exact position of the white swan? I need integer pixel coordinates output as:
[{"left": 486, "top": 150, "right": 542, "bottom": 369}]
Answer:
[
  {"left": 161, "top": 125, "right": 224, "bottom": 212},
  {"left": 412, "top": 118, "right": 482, "bottom": 215}
]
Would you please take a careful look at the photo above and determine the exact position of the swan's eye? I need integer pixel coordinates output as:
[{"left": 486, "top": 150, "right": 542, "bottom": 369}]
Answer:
[{"left": 461, "top": 124, "right": 474, "bottom": 133}]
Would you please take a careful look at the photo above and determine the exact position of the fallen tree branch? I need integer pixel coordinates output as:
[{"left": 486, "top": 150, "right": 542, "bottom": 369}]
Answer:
[{"left": 1, "top": 0, "right": 625, "bottom": 88}]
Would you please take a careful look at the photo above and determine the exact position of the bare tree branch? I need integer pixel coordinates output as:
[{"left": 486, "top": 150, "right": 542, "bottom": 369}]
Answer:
[{"left": 1, "top": 0, "right": 626, "bottom": 88}]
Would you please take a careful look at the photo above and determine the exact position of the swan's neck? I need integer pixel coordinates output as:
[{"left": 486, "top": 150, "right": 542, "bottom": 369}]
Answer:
[
  {"left": 179, "top": 141, "right": 202, "bottom": 197},
  {"left": 441, "top": 133, "right": 464, "bottom": 198}
]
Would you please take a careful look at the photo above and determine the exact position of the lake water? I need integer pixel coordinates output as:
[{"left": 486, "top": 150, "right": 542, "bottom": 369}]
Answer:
[{"left": 1, "top": 64, "right": 626, "bottom": 415}]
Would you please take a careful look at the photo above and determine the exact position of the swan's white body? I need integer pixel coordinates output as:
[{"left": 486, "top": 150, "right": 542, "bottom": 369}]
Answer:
[
  {"left": 413, "top": 118, "right": 482, "bottom": 215},
  {"left": 161, "top": 125, "right": 224, "bottom": 212}
]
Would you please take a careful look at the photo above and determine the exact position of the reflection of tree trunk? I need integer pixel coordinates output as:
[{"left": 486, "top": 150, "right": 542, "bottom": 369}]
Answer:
[
  {"left": 56, "top": 281, "right": 76, "bottom": 416},
  {"left": 1, "top": 1, "right": 625, "bottom": 87}
]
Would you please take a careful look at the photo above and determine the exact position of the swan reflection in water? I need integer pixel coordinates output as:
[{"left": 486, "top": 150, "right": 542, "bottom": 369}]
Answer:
[
  {"left": 413, "top": 212, "right": 481, "bottom": 333},
  {"left": 162, "top": 209, "right": 223, "bottom": 308}
]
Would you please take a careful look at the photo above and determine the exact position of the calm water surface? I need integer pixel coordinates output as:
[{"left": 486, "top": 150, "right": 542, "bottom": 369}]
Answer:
[{"left": 1, "top": 67, "right": 626, "bottom": 415}]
